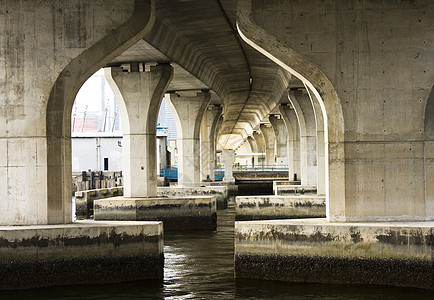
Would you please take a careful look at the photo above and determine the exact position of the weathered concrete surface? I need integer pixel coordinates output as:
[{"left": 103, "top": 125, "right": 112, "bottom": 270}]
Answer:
[
  {"left": 105, "top": 64, "right": 173, "bottom": 198},
  {"left": 274, "top": 184, "right": 317, "bottom": 196},
  {"left": 94, "top": 196, "right": 217, "bottom": 231},
  {"left": 238, "top": 0, "right": 434, "bottom": 221},
  {"left": 75, "top": 187, "right": 124, "bottom": 218},
  {"left": 157, "top": 186, "right": 228, "bottom": 210},
  {"left": 235, "top": 195, "right": 325, "bottom": 221},
  {"left": 167, "top": 92, "right": 211, "bottom": 187},
  {"left": 222, "top": 149, "right": 236, "bottom": 183},
  {"left": 0, "top": 221, "right": 163, "bottom": 290},
  {"left": 0, "top": 0, "right": 154, "bottom": 225},
  {"left": 235, "top": 219, "right": 434, "bottom": 290}
]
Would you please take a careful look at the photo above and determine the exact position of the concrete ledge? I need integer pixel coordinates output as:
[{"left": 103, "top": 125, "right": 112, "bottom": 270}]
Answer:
[
  {"left": 274, "top": 184, "right": 317, "bottom": 195},
  {"left": 157, "top": 186, "right": 228, "bottom": 209},
  {"left": 94, "top": 196, "right": 217, "bottom": 231},
  {"left": 235, "top": 195, "right": 326, "bottom": 221},
  {"left": 0, "top": 221, "right": 163, "bottom": 290},
  {"left": 75, "top": 187, "right": 124, "bottom": 218},
  {"left": 235, "top": 219, "right": 434, "bottom": 290}
]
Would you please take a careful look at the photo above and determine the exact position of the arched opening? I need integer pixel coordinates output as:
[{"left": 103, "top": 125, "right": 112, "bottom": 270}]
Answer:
[
  {"left": 45, "top": 1, "right": 154, "bottom": 224},
  {"left": 237, "top": 4, "right": 345, "bottom": 221},
  {"left": 71, "top": 70, "right": 123, "bottom": 220}
]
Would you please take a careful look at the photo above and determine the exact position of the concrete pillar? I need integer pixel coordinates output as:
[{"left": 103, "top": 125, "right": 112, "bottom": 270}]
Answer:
[
  {"left": 104, "top": 64, "right": 173, "bottom": 197},
  {"left": 307, "top": 86, "right": 327, "bottom": 196},
  {"left": 269, "top": 115, "right": 288, "bottom": 166},
  {"left": 222, "top": 149, "right": 235, "bottom": 183},
  {"left": 424, "top": 88, "right": 434, "bottom": 218},
  {"left": 252, "top": 130, "right": 266, "bottom": 166},
  {"left": 280, "top": 105, "right": 300, "bottom": 181},
  {"left": 288, "top": 90, "right": 317, "bottom": 186},
  {"left": 167, "top": 92, "right": 211, "bottom": 187},
  {"left": 247, "top": 136, "right": 258, "bottom": 166},
  {"left": 260, "top": 124, "right": 276, "bottom": 167},
  {"left": 0, "top": 0, "right": 154, "bottom": 225},
  {"left": 200, "top": 105, "right": 222, "bottom": 181}
]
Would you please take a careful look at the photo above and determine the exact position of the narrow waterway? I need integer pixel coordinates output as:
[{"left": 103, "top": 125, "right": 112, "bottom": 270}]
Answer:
[{"left": 2, "top": 197, "right": 434, "bottom": 299}]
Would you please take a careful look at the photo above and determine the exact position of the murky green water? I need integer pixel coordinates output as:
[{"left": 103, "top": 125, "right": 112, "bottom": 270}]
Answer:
[{"left": 2, "top": 198, "right": 433, "bottom": 299}]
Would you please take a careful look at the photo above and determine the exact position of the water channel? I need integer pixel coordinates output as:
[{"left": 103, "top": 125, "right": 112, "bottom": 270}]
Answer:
[{"left": 2, "top": 197, "right": 434, "bottom": 299}]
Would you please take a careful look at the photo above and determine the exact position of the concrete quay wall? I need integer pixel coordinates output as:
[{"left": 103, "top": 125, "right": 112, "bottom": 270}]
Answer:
[
  {"left": 94, "top": 196, "right": 217, "bottom": 231},
  {"left": 235, "top": 195, "right": 326, "bottom": 221},
  {"left": 235, "top": 219, "right": 434, "bottom": 290},
  {"left": 0, "top": 221, "right": 163, "bottom": 290},
  {"left": 157, "top": 186, "right": 228, "bottom": 209}
]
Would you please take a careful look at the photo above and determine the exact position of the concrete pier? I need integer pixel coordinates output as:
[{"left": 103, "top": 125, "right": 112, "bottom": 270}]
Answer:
[
  {"left": 0, "top": 221, "right": 163, "bottom": 290},
  {"left": 75, "top": 187, "right": 124, "bottom": 218},
  {"left": 235, "top": 219, "right": 434, "bottom": 290},
  {"left": 235, "top": 195, "right": 325, "bottom": 221},
  {"left": 273, "top": 183, "right": 317, "bottom": 195},
  {"left": 94, "top": 196, "right": 217, "bottom": 231},
  {"left": 157, "top": 186, "right": 228, "bottom": 209}
]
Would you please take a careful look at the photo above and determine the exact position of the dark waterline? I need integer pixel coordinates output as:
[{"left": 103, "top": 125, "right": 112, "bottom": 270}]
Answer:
[{"left": 2, "top": 198, "right": 433, "bottom": 299}]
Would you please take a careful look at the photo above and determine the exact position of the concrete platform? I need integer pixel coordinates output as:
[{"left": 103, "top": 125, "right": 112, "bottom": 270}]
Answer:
[
  {"left": 157, "top": 186, "right": 228, "bottom": 209},
  {"left": 75, "top": 187, "right": 124, "bottom": 218},
  {"left": 0, "top": 221, "right": 163, "bottom": 290},
  {"left": 235, "top": 219, "right": 434, "bottom": 290},
  {"left": 273, "top": 184, "right": 317, "bottom": 195},
  {"left": 235, "top": 195, "right": 326, "bottom": 221},
  {"left": 94, "top": 196, "right": 217, "bottom": 231}
]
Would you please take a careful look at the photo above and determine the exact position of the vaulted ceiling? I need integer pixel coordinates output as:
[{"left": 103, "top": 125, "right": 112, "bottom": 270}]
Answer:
[{"left": 109, "top": 0, "right": 294, "bottom": 149}]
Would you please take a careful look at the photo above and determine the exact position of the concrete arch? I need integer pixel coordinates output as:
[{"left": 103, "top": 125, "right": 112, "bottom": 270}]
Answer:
[
  {"left": 166, "top": 92, "right": 211, "bottom": 186},
  {"left": 306, "top": 85, "right": 327, "bottom": 196},
  {"left": 280, "top": 105, "right": 300, "bottom": 182},
  {"left": 424, "top": 85, "right": 434, "bottom": 218},
  {"left": 45, "top": 0, "right": 155, "bottom": 224},
  {"left": 288, "top": 90, "right": 318, "bottom": 186},
  {"left": 237, "top": 1, "right": 345, "bottom": 220}
]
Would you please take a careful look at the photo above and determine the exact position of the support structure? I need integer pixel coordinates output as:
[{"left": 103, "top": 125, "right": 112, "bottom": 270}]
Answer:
[
  {"left": 222, "top": 149, "right": 235, "bottom": 183},
  {"left": 280, "top": 104, "right": 300, "bottom": 181},
  {"left": 288, "top": 90, "right": 317, "bottom": 186},
  {"left": 167, "top": 92, "right": 211, "bottom": 187},
  {"left": 104, "top": 64, "right": 173, "bottom": 197},
  {"left": 247, "top": 136, "right": 258, "bottom": 166},
  {"left": 269, "top": 115, "right": 288, "bottom": 166},
  {"left": 259, "top": 124, "right": 276, "bottom": 167},
  {"left": 252, "top": 130, "right": 266, "bottom": 166},
  {"left": 200, "top": 105, "right": 222, "bottom": 181}
]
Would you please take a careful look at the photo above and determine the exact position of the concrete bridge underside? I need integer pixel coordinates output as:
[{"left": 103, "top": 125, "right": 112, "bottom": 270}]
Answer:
[{"left": 0, "top": 0, "right": 433, "bottom": 291}]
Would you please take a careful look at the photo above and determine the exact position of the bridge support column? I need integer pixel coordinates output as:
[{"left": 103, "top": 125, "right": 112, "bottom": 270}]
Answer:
[
  {"left": 260, "top": 124, "right": 276, "bottom": 167},
  {"left": 222, "top": 149, "right": 235, "bottom": 183},
  {"left": 104, "top": 64, "right": 173, "bottom": 197},
  {"left": 252, "top": 130, "right": 266, "bottom": 167},
  {"left": 200, "top": 105, "right": 222, "bottom": 181},
  {"left": 269, "top": 115, "right": 288, "bottom": 166},
  {"left": 247, "top": 136, "right": 258, "bottom": 166},
  {"left": 288, "top": 90, "right": 317, "bottom": 186},
  {"left": 167, "top": 92, "right": 211, "bottom": 187}
]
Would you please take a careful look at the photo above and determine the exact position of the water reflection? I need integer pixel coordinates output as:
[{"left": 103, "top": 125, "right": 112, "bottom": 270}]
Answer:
[{"left": 1, "top": 198, "right": 434, "bottom": 299}]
